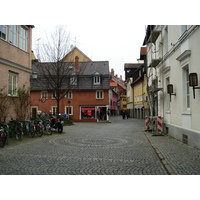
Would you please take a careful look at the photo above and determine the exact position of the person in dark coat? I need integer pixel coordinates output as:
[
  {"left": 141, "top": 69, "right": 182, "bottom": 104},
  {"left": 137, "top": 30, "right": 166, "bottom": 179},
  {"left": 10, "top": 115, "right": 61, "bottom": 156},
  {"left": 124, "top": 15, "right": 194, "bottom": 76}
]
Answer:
[
  {"left": 126, "top": 110, "right": 129, "bottom": 119},
  {"left": 122, "top": 110, "right": 126, "bottom": 119}
]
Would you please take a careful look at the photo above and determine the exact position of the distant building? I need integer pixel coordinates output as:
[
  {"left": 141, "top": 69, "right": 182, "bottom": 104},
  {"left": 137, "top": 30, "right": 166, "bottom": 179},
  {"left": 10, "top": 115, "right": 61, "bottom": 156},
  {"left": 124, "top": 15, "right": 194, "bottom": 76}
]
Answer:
[
  {"left": 109, "top": 69, "right": 126, "bottom": 115},
  {"left": 30, "top": 47, "right": 110, "bottom": 122}
]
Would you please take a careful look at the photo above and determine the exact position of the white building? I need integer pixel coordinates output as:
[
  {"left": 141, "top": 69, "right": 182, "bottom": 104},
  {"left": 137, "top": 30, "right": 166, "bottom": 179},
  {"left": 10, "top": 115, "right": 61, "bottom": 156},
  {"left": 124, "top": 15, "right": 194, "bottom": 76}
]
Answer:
[{"left": 144, "top": 25, "right": 200, "bottom": 148}]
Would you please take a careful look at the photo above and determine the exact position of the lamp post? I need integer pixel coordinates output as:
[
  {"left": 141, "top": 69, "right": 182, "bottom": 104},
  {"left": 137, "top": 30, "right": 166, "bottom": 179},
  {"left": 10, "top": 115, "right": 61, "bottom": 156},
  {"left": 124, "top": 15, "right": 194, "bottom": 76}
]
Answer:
[
  {"left": 189, "top": 73, "right": 200, "bottom": 99},
  {"left": 167, "top": 84, "right": 176, "bottom": 102}
]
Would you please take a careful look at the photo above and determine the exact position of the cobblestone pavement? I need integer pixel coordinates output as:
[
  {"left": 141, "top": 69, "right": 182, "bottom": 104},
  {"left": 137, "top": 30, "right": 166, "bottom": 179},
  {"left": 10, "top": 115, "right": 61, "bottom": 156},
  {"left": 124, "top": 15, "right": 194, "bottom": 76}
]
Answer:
[
  {"left": 145, "top": 130, "right": 200, "bottom": 175},
  {"left": 1, "top": 116, "right": 200, "bottom": 175}
]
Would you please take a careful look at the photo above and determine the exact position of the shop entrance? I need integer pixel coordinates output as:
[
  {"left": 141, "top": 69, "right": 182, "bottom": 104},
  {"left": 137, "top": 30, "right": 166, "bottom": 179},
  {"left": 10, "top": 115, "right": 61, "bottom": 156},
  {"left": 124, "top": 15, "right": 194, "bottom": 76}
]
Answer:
[{"left": 96, "top": 106, "right": 109, "bottom": 122}]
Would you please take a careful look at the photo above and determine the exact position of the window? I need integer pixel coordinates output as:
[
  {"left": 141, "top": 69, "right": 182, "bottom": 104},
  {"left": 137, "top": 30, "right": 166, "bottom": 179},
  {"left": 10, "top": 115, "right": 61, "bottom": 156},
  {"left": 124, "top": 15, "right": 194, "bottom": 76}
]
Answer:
[
  {"left": 81, "top": 107, "right": 95, "bottom": 119},
  {"left": 185, "top": 68, "right": 190, "bottom": 108},
  {"left": 66, "top": 106, "right": 73, "bottom": 115},
  {"left": 41, "top": 91, "right": 48, "bottom": 99},
  {"left": 52, "top": 106, "right": 57, "bottom": 115},
  {"left": 52, "top": 91, "right": 57, "bottom": 99},
  {"left": 164, "top": 26, "right": 168, "bottom": 55},
  {"left": 66, "top": 91, "right": 72, "bottom": 99},
  {"left": 8, "top": 71, "right": 18, "bottom": 96},
  {"left": 93, "top": 76, "right": 101, "bottom": 85},
  {"left": 0, "top": 25, "right": 6, "bottom": 40},
  {"left": 96, "top": 90, "right": 104, "bottom": 99},
  {"left": 10, "top": 25, "right": 18, "bottom": 46},
  {"left": 70, "top": 76, "right": 77, "bottom": 85},
  {"left": 20, "top": 26, "right": 27, "bottom": 51},
  {"left": 182, "top": 65, "right": 190, "bottom": 109},
  {"left": 181, "top": 25, "right": 187, "bottom": 35},
  {"left": 166, "top": 77, "right": 170, "bottom": 110}
]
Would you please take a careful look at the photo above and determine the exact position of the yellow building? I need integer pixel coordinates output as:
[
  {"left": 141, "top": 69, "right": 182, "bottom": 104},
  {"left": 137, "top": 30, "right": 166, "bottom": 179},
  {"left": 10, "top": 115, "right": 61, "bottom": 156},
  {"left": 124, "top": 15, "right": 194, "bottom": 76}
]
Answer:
[
  {"left": 61, "top": 46, "right": 92, "bottom": 62},
  {"left": 132, "top": 67, "right": 149, "bottom": 119}
]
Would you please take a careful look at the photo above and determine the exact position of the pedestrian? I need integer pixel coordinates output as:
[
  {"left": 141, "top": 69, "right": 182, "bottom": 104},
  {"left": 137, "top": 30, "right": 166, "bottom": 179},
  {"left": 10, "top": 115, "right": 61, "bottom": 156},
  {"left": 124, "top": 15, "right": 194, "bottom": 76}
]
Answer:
[
  {"left": 126, "top": 110, "right": 129, "bottom": 119},
  {"left": 122, "top": 110, "right": 126, "bottom": 119}
]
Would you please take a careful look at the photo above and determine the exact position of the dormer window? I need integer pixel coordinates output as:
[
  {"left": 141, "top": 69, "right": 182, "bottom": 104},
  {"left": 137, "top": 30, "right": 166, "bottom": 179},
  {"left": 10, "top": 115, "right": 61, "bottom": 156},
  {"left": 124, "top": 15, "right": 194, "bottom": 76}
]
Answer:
[{"left": 93, "top": 72, "right": 101, "bottom": 85}]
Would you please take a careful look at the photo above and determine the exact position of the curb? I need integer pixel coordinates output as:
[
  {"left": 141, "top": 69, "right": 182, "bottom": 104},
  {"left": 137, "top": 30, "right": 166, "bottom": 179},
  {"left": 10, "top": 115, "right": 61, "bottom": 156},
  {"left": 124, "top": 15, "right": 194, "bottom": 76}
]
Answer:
[{"left": 144, "top": 131, "right": 177, "bottom": 175}]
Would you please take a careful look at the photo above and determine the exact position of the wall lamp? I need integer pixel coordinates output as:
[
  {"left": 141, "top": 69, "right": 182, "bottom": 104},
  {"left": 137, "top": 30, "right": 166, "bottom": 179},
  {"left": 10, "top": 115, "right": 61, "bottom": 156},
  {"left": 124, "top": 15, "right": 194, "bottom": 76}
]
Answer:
[
  {"left": 189, "top": 73, "right": 200, "bottom": 99},
  {"left": 167, "top": 84, "right": 176, "bottom": 102}
]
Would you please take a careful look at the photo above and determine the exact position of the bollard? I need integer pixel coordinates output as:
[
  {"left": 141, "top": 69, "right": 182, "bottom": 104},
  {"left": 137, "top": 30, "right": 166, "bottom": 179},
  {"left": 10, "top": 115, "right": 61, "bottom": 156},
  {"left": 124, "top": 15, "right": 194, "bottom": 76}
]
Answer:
[
  {"left": 157, "top": 116, "right": 163, "bottom": 133},
  {"left": 145, "top": 116, "right": 151, "bottom": 131}
]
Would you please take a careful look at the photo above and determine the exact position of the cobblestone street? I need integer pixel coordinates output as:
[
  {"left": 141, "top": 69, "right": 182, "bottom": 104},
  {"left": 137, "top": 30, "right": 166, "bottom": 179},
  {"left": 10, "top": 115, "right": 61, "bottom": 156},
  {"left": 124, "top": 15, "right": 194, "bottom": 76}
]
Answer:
[{"left": 1, "top": 116, "right": 200, "bottom": 175}]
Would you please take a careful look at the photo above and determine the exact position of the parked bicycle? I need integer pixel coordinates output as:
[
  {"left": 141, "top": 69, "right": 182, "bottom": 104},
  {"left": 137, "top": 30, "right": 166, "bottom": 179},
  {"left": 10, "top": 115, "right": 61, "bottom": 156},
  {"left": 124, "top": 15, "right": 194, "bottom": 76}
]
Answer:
[
  {"left": 33, "top": 119, "right": 44, "bottom": 137},
  {"left": 50, "top": 117, "right": 63, "bottom": 133},
  {"left": 0, "top": 123, "right": 9, "bottom": 147},
  {"left": 23, "top": 120, "right": 35, "bottom": 138},
  {"left": 42, "top": 119, "right": 52, "bottom": 134},
  {"left": 9, "top": 120, "right": 23, "bottom": 141}
]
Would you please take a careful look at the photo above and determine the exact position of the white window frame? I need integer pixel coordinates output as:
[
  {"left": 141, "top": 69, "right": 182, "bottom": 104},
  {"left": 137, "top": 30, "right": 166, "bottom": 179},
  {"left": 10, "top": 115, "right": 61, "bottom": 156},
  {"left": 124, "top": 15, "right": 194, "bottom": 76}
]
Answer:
[
  {"left": 164, "top": 26, "right": 168, "bottom": 55},
  {"left": 166, "top": 76, "right": 170, "bottom": 111},
  {"left": 10, "top": 25, "right": 18, "bottom": 46},
  {"left": 66, "top": 90, "right": 72, "bottom": 99},
  {"left": 93, "top": 76, "right": 101, "bottom": 85},
  {"left": 184, "top": 66, "right": 190, "bottom": 110},
  {"left": 20, "top": 26, "right": 28, "bottom": 51},
  {"left": 51, "top": 91, "right": 57, "bottom": 99},
  {"left": 96, "top": 90, "right": 104, "bottom": 99},
  {"left": 70, "top": 76, "right": 77, "bottom": 85},
  {"left": 51, "top": 106, "right": 57, "bottom": 115},
  {"left": 8, "top": 71, "right": 18, "bottom": 96},
  {"left": 0, "top": 25, "right": 7, "bottom": 40},
  {"left": 41, "top": 91, "right": 48, "bottom": 99},
  {"left": 65, "top": 106, "right": 73, "bottom": 115}
]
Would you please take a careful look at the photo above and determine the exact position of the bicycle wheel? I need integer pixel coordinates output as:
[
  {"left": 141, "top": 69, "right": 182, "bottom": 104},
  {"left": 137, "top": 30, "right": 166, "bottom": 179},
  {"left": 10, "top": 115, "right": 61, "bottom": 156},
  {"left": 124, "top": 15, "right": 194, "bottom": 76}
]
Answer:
[
  {"left": 36, "top": 126, "right": 44, "bottom": 137},
  {"left": 0, "top": 134, "right": 6, "bottom": 147},
  {"left": 46, "top": 124, "right": 52, "bottom": 134},
  {"left": 15, "top": 132, "right": 21, "bottom": 140},
  {"left": 29, "top": 125, "right": 35, "bottom": 138},
  {"left": 57, "top": 124, "right": 63, "bottom": 133},
  {"left": 15, "top": 122, "right": 23, "bottom": 140}
]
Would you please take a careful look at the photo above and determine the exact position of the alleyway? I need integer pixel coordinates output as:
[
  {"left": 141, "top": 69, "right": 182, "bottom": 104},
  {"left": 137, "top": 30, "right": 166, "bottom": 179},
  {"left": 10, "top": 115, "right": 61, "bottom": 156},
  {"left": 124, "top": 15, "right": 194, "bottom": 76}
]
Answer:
[{"left": 1, "top": 116, "right": 200, "bottom": 175}]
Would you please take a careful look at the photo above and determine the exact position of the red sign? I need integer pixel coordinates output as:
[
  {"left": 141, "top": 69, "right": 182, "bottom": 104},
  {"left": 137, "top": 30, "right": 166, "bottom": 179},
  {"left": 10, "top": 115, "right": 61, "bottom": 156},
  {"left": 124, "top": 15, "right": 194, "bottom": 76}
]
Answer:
[{"left": 41, "top": 97, "right": 46, "bottom": 102}]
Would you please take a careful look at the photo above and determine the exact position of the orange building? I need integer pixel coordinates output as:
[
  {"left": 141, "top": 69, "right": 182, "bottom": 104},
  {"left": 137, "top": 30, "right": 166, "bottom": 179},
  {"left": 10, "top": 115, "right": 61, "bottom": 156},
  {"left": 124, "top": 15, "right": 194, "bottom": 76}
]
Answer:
[{"left": 30, "top": 47, "right": 110, "bottom": 122}]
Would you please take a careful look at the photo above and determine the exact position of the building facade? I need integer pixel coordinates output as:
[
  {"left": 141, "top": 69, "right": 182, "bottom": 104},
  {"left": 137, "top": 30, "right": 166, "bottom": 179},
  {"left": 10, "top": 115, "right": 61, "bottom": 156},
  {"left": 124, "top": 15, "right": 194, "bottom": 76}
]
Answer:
[
  {"left": 30, "top": 47, "right": 110, "bottom": 122},
  {"left": 109, "top": 69, "right": 126, "bottom": 115},
  {"left": 144, "top": 25, "right": 200, "bottom": 148},
  {"left": 0, "top": 25, "right": 33, "bottom": 122}
]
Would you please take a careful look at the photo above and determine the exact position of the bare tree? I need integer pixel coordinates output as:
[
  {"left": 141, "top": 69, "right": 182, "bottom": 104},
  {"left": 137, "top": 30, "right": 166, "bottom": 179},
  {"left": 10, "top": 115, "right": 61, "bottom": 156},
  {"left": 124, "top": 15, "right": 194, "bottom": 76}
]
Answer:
[
  {"left": 33, "top": 26, "right": 85, "bottom": 117},
  {"left": 12, "top": 85, "right": 30, "bottom": 121},
  {"left": 0, "top": 88, "right": 11, "bottom": 122}
]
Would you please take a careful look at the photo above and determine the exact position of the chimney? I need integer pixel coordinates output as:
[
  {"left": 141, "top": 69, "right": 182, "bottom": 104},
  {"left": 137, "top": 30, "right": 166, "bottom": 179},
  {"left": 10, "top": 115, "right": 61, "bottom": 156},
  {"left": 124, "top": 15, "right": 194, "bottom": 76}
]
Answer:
[
  {"left": 111, "top": 69, "right": 114, "bottom": 77},
  {"left": 75, "top": 56, "right": 79, "bottom": 70}
]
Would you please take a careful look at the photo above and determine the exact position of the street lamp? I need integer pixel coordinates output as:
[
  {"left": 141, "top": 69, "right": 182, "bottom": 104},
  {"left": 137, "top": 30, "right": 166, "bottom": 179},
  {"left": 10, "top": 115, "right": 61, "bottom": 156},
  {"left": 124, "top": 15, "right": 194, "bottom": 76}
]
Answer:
[
  {"left": 167, "top": 84, "right": 176, "bottom": 102},
  {"left": 189, "top": 73, "right": 200, "bottom": 99}
]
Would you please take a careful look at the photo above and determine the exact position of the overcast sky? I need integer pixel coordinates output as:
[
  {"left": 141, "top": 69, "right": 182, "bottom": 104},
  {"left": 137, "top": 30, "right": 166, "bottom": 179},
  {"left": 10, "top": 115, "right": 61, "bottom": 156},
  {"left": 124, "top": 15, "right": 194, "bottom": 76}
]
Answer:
[
  {"left": 31, "top": 0, "right": 148, "bottom": 80},
  {"left": 6, "top": 0, "right": 196, "bottom": 80},
  {"left": 32, "top": 23, "right": 145, "bottom": 79}
]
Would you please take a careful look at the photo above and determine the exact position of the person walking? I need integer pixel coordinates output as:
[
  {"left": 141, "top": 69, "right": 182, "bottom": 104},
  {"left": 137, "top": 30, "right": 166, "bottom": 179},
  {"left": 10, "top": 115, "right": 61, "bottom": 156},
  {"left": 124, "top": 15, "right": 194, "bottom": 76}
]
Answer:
[
  {"left": 126, "top": 110, "right": 129, "bottom": 119},
  {"left": 122, "top": 110, "right": 126, "bottom": 119}
]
